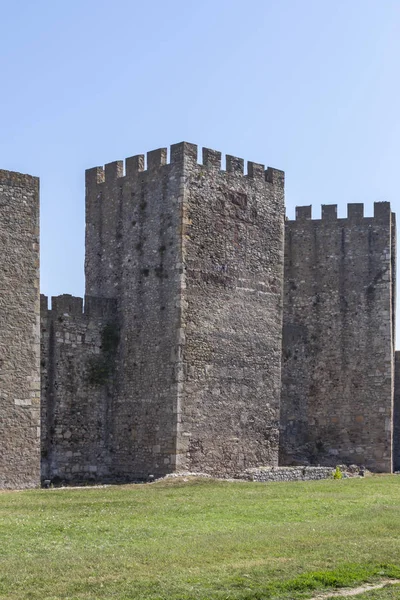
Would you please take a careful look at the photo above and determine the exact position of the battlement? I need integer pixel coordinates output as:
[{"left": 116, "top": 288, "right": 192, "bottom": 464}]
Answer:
[
  {"left": 289, "top": 202, "right": 392, "bottom": 223},
  {"left": 0, "top": 169, "right": 39, "bottom": 188},
  {"left": 40, "top": 293, "right": 49, "bottom": 312},
  {"left": 52, "top": 294, "right": 83, "bottom": 316},
  {"left": 40, "top": 293, "right": 85, "bottom": 318},
  {"left": 41, "top": 294, "right": 117, "bottom": 319},
  {"left": 85, "top": 142, "right": 284, "bottom": 187}
]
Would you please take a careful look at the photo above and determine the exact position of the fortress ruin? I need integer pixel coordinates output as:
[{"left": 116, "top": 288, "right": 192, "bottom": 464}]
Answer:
[{"left": 0, "top": 142, "right": 399, "bottom": 488}]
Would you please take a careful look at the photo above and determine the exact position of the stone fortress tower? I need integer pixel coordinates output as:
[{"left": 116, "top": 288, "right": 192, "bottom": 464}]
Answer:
[
  {"left": 1, "top": 141, "right": 399, "bottom": 488},
  {"left": 0, "top": 170, "right": 40, "bottom": 488},
  {"left": 41, "top": 143, "right": 285, "bottom": 482}
]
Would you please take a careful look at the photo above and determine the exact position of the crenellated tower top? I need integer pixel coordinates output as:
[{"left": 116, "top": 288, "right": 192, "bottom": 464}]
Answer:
[
  {"left": 85, "top": 142, "right": 284, "bottom": 190},
  {"left": 84, "top": 142, "right": 285, "bottom": 299},
  {"left": 288, "top": 202, "right": 393, "bottom": 223}
]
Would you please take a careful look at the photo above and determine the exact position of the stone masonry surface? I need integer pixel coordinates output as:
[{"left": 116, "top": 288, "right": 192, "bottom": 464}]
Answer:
[
  {"left": 394, "top": 351, "right": 400, "bottom": 471},
  {"left": 178, "top": 146, "right": 285, "bottom": 474},
  {"left": 1, "top": 142, "right": 399, "bottom": 488},
  {"left": 84, "top": 146, "right": 189, "bottom": 478},
  {"left": 281, "top": 204, "right": 396, "bottom": 472},
  {"left": 80, "top": 142, "right": 285, "bottom": 480},
  {"left": 241, "top": 466, "right": 335, "bottom": 482},
  {"left": 0, "top": 170, "right": 40, "bottom": 488},
  {"left": 40, "top": 294, "right": 117, "bottom": 483}
]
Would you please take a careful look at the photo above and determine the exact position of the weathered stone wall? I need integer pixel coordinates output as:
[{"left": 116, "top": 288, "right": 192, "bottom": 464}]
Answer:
[
  {"left": 40, "top": 294, "right": 117, "bottom": 483},
  {"left": 281, "top": 203, "right": 396, "bottom": 472},
  {"left": 3, "top": 143, "right": 399, "bottom": 489},
  {"left": 85, "top": 146, "right": 185, "bottom": 478},
  {"left": 0, "top": 170, "right": 40, "bottom": 489},
  {"left": 394, "top": 351, "right": 400, "bottom": 471},
  {"left": 177, "top": 145, "right": 285, "bottom": 475},
  {"left": 35, "top": 142, "right": 398, "bottom": 484},
  {"left": 241, "top": 466, "right": 334, "bottom": 482},
  {"left": 83, "top": 143, "right": 284, "bottom": 479}
]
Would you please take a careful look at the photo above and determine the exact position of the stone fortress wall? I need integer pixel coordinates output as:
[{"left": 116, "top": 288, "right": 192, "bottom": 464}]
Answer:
[
  {"left": 84, "top": 145, "right": 192, "bottom": 479},
  {"left": 394, "top": 352, "right": 400, "bottom": 471},
  {"left": 280, "top": 203, "right": 396, "bottom": 472},
  {"left": 40, "top": 294, "right": 117, "bottom": 483},
  {"left": 175, "top": 145, "right": 285, "bottom": 474},
  {"left": 41, "top": 143, "right": 285, "bottom": 482},
  {"left": 0, "top": 170, "right": 40, "bottom": 489},
  {"left": 0, "top": 141, "right": 399, "bottom": 488}
]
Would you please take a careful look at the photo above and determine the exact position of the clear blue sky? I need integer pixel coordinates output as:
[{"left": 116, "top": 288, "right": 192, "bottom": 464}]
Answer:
[{"left": 1, "top": 1, "right": 399, "bottom": 337}]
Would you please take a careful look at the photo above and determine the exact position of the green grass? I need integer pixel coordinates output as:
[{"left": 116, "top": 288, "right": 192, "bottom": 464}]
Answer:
[{"left": 0, "top": 476, "right": 399, "bottom": 599}]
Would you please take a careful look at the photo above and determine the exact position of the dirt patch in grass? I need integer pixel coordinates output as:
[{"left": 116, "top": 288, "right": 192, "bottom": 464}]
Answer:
[{"left": 312, "top": 579, "right": 400, "bottom": 599}]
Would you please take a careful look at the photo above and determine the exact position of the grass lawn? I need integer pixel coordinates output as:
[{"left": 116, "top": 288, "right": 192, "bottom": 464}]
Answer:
[{"left": 0, "top": 476, "right": 399, "bottom": 600}]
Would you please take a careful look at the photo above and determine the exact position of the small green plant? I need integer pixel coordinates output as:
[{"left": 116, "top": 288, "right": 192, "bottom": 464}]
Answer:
[{"left": 333, "top": 466, "right": 343, "bottom": 479}]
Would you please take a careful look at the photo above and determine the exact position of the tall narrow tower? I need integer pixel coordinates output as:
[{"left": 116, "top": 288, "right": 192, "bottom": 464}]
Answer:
[
  {"left": 85, "top": 142, "right": 285, "bottom": 477},
  {"left": 0, "top": 170, "right": 40, "bottom": 488}
]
